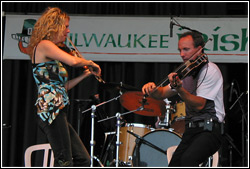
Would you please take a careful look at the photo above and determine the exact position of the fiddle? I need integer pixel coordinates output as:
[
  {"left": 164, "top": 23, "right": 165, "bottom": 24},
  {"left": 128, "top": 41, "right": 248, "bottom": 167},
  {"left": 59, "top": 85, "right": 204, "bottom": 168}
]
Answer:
[
  {"left": 145, "top": 38, "right": 212, "bottom": 97},
  {"left": 172, "top": 39, "right": 212, "bottom": 82},
  {"left": 174, "top": 53, "right": 208, "bottom": 80},
  {"left": 60, "top": 38, "right": 105, "bottom": 84}
]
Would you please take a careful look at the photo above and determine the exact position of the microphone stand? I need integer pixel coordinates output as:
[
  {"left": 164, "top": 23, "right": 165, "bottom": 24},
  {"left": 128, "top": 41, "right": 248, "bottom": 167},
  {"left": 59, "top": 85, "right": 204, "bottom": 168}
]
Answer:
[
  {"left": 224, "top": 133, "right": 243, "bottom": 166},
  {"left": 170, "top": 17, "right": 203, "bottom": 35},
  {"left": 229, "top": 91, "right": 248, "bottom": 166}
]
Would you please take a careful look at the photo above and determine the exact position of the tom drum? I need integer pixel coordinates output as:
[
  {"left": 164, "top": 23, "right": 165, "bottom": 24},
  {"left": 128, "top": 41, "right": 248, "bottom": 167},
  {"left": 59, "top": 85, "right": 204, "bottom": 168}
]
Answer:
[
  {"left": 170, "top": 102, "right": 186, "bottom": 135},
  {"left": 119, "top": 123, "right": 151, "bottom": 165}
]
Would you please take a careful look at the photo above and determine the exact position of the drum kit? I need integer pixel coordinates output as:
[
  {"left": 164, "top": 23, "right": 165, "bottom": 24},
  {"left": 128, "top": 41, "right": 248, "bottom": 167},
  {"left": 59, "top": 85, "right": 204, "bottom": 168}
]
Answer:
[
  {"left": 81, "top": 82, "right": 188, "bottom": 167},
  {"left": 82, "top": 82, "right": 219, "bottom": 167}
]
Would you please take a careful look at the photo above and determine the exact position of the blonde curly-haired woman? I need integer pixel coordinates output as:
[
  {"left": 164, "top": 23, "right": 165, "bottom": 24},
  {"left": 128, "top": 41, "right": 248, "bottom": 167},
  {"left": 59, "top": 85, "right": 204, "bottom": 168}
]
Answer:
[{"left": 28, "top": 7, "right": 101, "bottom": 167}]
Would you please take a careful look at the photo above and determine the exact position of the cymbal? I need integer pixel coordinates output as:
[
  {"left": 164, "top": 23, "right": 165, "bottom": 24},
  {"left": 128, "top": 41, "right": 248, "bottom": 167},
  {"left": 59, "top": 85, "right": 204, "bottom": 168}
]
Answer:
[
  {"left": 120, "top": 91, "right": 166, "bottom": 116},
  {"left": 100, "top": 82, "right": 139, "bottom": 92}
]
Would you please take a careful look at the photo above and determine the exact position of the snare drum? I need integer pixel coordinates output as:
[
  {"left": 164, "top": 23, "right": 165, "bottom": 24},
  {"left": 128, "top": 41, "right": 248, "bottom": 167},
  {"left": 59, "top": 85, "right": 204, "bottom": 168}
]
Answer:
[{"left": 119, "top": 123, "right": 151, "bottom": 164}]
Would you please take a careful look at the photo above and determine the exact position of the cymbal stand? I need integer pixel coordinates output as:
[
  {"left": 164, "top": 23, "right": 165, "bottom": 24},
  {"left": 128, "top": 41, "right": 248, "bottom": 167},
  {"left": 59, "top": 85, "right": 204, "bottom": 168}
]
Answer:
[
  {"left": 97, "top": 106, "right": 144, "bottom": 123},
  {"left": 89, "top": 104, "right": 105, "bottom": 167},
  {"left": 115, "top": 112, "right": 121, "bottom": 167},
  {"left": 90, "top": 105, "right": 96, "bottom": 167},
  {"left": 97, "top": 106, "right": 144, "bottom": 167},
  {"left": 82, "top": 95, "right": 121, "bottom": 114},
  {"left": 81, "top": 96, "right": 121, "bottom": 167},
  {"left": 158, "top": 99, "right": 175, "bottom": 128}
]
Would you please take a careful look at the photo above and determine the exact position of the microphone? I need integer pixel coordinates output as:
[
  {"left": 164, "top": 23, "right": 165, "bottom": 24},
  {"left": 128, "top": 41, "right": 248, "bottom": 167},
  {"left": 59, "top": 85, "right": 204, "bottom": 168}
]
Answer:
[
  {"left": 170, "top": 17, "right": 174, "bottom": 37},
  {"left": 127, "top": 130, "right": 141, "bottom": 139},
  {"left": 229, "top": 81, "right": 234, "bottom": 102}
]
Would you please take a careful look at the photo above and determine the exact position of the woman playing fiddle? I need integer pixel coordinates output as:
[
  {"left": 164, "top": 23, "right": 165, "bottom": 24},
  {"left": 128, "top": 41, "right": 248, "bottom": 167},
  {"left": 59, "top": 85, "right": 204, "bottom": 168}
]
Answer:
[
  {"left": 142, "top": 31, "right": 225, "bottom": 166},
  {"left": 27, "top": 7, "right": 101, "bottom": 167}
]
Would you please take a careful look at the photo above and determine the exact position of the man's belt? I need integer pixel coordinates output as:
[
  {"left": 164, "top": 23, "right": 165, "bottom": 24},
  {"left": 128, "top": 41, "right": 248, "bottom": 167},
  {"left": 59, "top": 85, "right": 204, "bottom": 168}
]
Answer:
[{"left": 186, "top": 119, "right": 223, "bottom": 132}]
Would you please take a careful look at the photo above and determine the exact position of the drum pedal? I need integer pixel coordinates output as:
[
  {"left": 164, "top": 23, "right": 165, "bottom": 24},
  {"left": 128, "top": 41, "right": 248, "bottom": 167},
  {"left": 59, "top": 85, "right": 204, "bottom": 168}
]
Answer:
[{"left": 158, "top": 122, "right": 170, "bottom": 128}]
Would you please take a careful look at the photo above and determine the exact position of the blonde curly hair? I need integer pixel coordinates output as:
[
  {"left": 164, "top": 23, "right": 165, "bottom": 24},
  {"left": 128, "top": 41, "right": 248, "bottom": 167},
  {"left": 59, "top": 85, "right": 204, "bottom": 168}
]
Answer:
[{"left": 27, "top": 7, "right": 70, "bottom": 58}]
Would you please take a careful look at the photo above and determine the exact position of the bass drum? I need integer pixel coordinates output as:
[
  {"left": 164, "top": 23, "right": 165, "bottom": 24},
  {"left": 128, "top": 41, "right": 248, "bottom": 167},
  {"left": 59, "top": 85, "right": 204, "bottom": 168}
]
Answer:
[{"left": 132, "top": 129, "right": 182, "bottom": 167}]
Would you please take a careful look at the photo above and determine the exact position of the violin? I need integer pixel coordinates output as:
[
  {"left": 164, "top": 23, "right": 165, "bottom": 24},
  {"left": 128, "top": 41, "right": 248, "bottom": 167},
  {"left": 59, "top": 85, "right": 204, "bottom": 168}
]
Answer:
[
  {"left": 146, "top": 38, "right": 212, "bottom": 96},
  {"left": 59, "top": 38, "right": 105, "bottom": 84},
  {"left": 174, "top": 53, "right": 208, "bottom": 80}
]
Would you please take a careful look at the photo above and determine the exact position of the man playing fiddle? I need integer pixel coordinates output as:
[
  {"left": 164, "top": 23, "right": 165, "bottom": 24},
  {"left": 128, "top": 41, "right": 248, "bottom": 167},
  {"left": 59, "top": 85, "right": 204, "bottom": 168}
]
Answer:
[{"left": 142, "top": 31, "right": 225, "bottom": 166}]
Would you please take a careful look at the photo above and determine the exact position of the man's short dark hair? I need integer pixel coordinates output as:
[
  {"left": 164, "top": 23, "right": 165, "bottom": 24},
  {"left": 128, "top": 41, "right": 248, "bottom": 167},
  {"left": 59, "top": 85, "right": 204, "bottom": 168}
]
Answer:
[{"left": 180, "top": 31, "right": 205, "bottom": 48}]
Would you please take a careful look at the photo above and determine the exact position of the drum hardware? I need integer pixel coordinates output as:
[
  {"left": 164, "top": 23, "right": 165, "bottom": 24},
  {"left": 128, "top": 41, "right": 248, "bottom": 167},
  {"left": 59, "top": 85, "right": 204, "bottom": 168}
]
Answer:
[
  {"left": 80, "top": 82, "right": 147, "bottom": 166},
  {"left": 158, "top": 99, "right": 175, "bottom": 128},
  {"left": 99, "top": 109, "right": 144, "bottom": 166},
  {"left": 115, "top": 113, "right": 121, "bottom": 167},
  {"left": 100, "top": 132, "right": 116, "bottom": 166},
  {"left": 97, "top": 106, "right": 144, "bottom": 123},
  {"left": 89, "top": 105, "right": 104, "bottom": 167},
  {"left": 97, "top": 107, "right": 144, "bottom": 166},
  {"left": 82, "top": 95, "right": 121, "bottom": 114},
  {"left": 90, "top": 105, "right": 96, "bottom": 167},
  {"left": 127, "top": 130, "right": 166, "bottom": 167},
  {"left": 93, "top": 156, "right": 104, "bottom": 167},
  {"left": 81, "top": 94, "right": 122, "bottom": 167},
  {"left": 229, "top": 89, "right": 248, "bottom": 166},
  {"left": 100, "top": 82, "right": 139, "bottom": 93}
]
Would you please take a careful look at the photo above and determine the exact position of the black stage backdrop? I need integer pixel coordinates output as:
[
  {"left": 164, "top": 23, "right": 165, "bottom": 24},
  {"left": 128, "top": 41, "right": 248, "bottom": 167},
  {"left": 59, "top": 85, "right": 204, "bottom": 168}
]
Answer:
[{"left": 2, "top": 2, "right": 248, "bottom": 167}]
